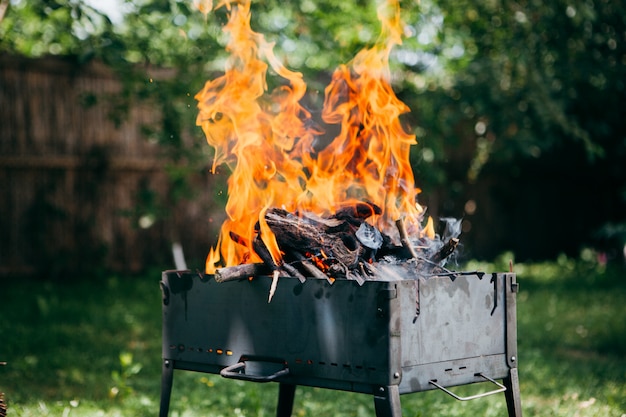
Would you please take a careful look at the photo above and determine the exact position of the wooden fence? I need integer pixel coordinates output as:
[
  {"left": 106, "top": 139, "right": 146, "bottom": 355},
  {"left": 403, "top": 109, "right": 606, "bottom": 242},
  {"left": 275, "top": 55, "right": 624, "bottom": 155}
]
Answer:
[{"left": 0, "top": 54, "right": 223, "bottom": 276}]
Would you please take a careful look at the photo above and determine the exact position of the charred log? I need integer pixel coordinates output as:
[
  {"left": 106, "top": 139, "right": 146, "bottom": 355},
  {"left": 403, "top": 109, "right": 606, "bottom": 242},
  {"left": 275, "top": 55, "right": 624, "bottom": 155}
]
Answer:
[
  {"left": 430, "top": 238, "right": 459, "bottom": 265},
  {"left": 332, "top": 201, "right": 381, "bottom": 226},
  {"left": 228, "top": 230, "right": 249, "bottom": 247},
  {"left": 264, "top": 208, "right": 364, "bottom": 269},
  {"left": 252, "top": 233, "right": 280, "bottom": 269}
]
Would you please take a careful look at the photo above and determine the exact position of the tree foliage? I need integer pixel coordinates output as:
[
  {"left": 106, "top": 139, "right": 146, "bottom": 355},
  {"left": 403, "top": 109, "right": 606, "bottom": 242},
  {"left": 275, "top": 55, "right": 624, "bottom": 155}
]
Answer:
[
  {"left": 414, "top": 0, "right": 626, "bottom": 255},
  {"left": 431, "top": 0, "right": 625, "bottom": 168},
  {"left": 3, "top": 0, "right": 622, "bottom": 170}
]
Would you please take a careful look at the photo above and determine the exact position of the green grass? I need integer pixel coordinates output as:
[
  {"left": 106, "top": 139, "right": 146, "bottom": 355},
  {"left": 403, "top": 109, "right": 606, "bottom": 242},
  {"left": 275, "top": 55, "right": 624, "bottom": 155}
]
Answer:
[{"left": 1, "top": 254, "right": 625, "bottom": 416}]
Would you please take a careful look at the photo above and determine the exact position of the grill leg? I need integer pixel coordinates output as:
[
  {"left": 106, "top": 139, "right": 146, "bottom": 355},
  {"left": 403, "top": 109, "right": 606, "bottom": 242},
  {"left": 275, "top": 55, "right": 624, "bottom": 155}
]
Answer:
[
  {"left": 503, "top": 368, "right": 522, "bottom": 417},
  {"left": 276, "top": 383, "right": 296, "bottom": 417},
  {"left": 159, "top": 359, "right": 174, "bottom": 417},
  {"left": 373, "top": 385, "right": 401, "bottom": 417}
]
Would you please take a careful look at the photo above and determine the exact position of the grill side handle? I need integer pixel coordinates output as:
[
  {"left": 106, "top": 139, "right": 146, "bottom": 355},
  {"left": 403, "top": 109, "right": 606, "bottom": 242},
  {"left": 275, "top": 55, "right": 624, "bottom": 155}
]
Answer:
[
  {"left": 220, "top": 359, "right": 290, "bottom": 383},
  {"left": 428, "top": 373, "right": 507, "bottom": 401}
]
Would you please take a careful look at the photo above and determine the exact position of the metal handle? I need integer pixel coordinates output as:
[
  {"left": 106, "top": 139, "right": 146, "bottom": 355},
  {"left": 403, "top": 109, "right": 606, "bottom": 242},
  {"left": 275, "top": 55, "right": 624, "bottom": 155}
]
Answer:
[
  {"left": 429, "top": 373, "right": 506, "bottom": 401},
  {"left": 220, "top": 361, "right": 290, "bottom": 383}
]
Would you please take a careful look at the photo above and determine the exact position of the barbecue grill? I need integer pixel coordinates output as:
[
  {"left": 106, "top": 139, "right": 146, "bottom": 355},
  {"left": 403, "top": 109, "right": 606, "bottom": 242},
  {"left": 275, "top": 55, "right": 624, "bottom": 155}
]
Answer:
[{"left": 159, "top": 269, "right": 522, "bottom": 416}]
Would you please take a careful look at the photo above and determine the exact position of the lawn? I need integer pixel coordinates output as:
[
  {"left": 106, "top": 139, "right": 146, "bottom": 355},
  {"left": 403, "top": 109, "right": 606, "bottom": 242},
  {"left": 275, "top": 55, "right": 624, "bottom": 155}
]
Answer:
[{"left": 1, "top": 254, "right": 625, "bottom": 416}]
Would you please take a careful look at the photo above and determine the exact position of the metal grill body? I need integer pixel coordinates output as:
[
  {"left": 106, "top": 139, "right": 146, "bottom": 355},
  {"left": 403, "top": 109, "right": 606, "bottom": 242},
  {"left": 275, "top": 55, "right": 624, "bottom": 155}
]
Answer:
[{"left": 159, "top": 271, "right": 522, "bottom": 416}]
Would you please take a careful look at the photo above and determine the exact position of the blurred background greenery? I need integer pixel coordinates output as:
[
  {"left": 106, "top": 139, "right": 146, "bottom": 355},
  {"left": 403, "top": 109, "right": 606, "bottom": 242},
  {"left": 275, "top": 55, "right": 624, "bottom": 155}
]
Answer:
[{"left": 2, "top": 0, "right": 624, "bottom": 267}]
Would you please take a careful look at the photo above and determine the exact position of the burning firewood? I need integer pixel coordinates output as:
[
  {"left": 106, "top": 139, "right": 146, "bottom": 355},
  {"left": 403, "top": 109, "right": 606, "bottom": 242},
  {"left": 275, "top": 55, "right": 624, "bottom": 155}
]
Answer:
[
  {"left": 194, "top": 0, "right": 465, "bottom": 290},
  {"left": 264, "top": 208, "right": 363, "bottom": 268},
  {"left": 250, "top": 233, "right": 284, "bottom": 303},
  {"left": 252, "top": 233, "right": 280, "bottom": 270},
  {"left": 214, "top": 203, "right": 462, "bottom": 286},
  {"left": 215, "top": 263, "right": 269, "bottom": 282},
  {"left": 298, "top": 258, "right": 334, "bottom": 283},
  {"left": 332, "top": 201, "right": 382, "bottom": 225},
  {"left": 258, "top": 204, "right": 410, "bottom": 283},
  {"left": 263, "top": 205, "right": 385, "bottom": 272}
]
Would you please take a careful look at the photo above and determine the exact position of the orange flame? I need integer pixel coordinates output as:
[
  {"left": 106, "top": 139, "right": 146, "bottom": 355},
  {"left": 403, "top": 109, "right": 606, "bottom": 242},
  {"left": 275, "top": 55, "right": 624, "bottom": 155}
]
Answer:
[{"left": 196, "top": 0, "right": 431, "bottom": 273}]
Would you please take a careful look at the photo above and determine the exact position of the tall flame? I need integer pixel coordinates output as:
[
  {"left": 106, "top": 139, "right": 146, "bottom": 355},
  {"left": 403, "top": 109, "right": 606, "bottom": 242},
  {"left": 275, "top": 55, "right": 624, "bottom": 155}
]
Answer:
[{"left": 196, "top": 0, "right": 431, "bottom": 273}]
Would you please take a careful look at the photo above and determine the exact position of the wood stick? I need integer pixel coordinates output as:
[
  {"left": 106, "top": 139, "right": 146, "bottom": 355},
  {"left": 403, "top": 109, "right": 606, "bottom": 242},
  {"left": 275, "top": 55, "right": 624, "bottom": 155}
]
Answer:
[
  {"left": 290, "top": 251, "right": 334, "bottom": 283},
  {"left": 430, "top": 238, "right": 459, "bottom": 264},
  {"left": 281, "top": 262, "right": 307, "bottom": 283},
  {"left": 395, "top": 218, "right": 419, "bottom": 259},
  {"left": 268, "top": 269, "right": 280, "bottom": 303},
  {"left": 346, "top": 270, "right": 365, "bottom": 286},
  {"left": 252, "top": 234, "right": 280, "bottom": 269},
  {"left": 300, "top": 260, "right": 333, "bottom": 283},
  {"left": 215, "top": 263, "right": 269, "bottom": 283},
  {"left": 229, "top": 230, "right": 249, "bottom": 247}
]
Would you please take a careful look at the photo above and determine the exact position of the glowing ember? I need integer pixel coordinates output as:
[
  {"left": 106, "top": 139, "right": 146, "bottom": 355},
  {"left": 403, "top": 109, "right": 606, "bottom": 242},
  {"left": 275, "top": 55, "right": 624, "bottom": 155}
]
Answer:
[{"left": 196, "top": 0, "right": 433, "bottom": 274}]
